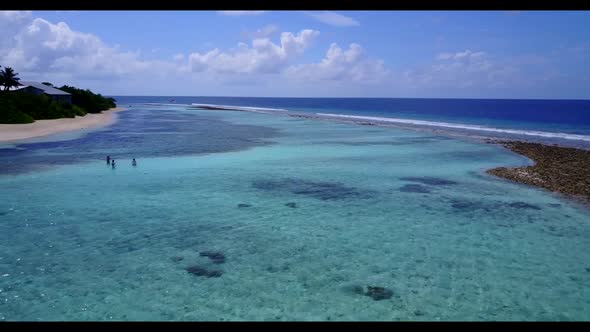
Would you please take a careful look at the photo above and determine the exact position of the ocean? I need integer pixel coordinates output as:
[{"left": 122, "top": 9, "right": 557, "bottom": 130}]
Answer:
[
  {"left": 117, "top": 96, "right": 590, "bottom": 146},
  {"left": 0, "top": 97, "right": 589, "bottom": 320}
]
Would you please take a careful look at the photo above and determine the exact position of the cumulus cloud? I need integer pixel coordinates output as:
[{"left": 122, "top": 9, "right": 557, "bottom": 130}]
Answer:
[
  {"left": 0, "top": 11, "right": 404, "bottom": 96},
  {"left": 0, "top": 11, "right": 32, "bottom": 50},
  {"left": 218, "top": 11, "right": 267, "bottom": 16},
  {"left": 306, "top": 11, "right": 360, "bottom": 27},
  {"left": 188, "top": 29, "right": 320, "bottom": 74},
  {"left": 0, "top": 13, "right": 327, "bottom": 85},
  {"left": 285, "top": 43, "right": 389, "bottom": 83},
  {"left": 0, "top": 10, "right": 31, "bottom": 27},
  {"left": 0, "top": 13, "right": 176, "bottom": 80}
]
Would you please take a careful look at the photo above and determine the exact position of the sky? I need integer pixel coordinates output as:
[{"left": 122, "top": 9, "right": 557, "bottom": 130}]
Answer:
[{"left": 1, "top": 10, "right": 589, "bottom": 99}]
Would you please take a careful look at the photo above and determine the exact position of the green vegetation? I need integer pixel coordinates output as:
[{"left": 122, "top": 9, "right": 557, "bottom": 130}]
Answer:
[
  {"left": 0, "top": 66, "right": 21, "bottom": 91},
  {"left": 0, "top": 66, "right": 116, "bottom": 124},
  {"left": 1, "top": 93, "right": 82, "bottom": 123},
  {"left": 0, "top": 97, "right": 34, "bottom": 124},
  {"left": 58, "top": 85, "right": 116, "bottom": 113}
]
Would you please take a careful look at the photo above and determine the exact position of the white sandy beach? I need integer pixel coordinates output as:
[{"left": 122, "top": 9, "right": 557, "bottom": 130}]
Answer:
[{"left": 0, "top": 107, "right": 128, "bottom": 143}]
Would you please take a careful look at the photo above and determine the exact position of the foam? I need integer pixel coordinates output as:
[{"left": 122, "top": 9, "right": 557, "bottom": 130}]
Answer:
[
  {"left": 191, "top": 104, "right": 288, "bottom": 113},
  {"left": 317, "top": 113, "right": 590, "bottom": 142},
  {"left": 138, "top": 103, "right": 191, "bottom": 107}
]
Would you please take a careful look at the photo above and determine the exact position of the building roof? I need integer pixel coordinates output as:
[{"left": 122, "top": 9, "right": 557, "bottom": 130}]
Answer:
[
  {"left": 19, "top": 81, "right": 71, "bottom": 95},
  {"left": 7, "top": 85, "right": 40, "bottom": 92}
]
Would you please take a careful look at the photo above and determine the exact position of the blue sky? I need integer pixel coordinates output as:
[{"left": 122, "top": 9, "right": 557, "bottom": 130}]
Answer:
[{"left": 1, "top": 10, "right": 589, "bottom": 98}]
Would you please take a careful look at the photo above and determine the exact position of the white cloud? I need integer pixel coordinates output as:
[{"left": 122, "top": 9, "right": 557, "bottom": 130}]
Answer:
[
  {"left": 0, "top": 11, "right": 32, "bottom": 50},
  {"left": 436, "top": 53, "right": 452, "bottom": 60},
  {"left": 0, "top": 12, "right": 329, "bottom": 89},
  {"left": 8, "top": 11, "right": 547, "bottom": 97},
  {"left": 0, "top": 10, "right": 31, "bottom": 22},
  {"left": 0, "top": 13, "right": 177, "bottom": 82},
  {"left": 404, "top": 50, "right": 539, "bottom": 89},
  {"left": 243, "top": 24, "right": 279, "bottom": 39},
  {"left": 285, "top": 43, "right": 389, "bottom": 83},
  {"left": 188, "top": 29, "right": 320, "bottom": 74},
  {"left": 0, "top": 11, "right": 388, "bottom": 95},
  {"left": 218, "top": 11, "right": 267, "bottom": 16},
  {"left": 436, "top": 50, "right": 487, "bottom": 61},
  {"left": 306, "top": 11, "right": 360, "bottom": 27}
]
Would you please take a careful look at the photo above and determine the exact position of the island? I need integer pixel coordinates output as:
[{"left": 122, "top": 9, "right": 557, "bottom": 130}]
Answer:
[{"left": 0, "top": 66, "right": 123, "bottom": 142}]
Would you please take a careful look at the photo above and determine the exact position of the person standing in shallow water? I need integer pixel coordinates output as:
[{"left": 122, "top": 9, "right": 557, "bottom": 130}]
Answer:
[
  {"left": 106, "top": 156, "right": 111, "bottom": 164},
  {"left": 111, "top": 159, "right": 116, "bottom": 169},
  {"left": 132, "top": 158, "right": 137, "bottom": 167}
]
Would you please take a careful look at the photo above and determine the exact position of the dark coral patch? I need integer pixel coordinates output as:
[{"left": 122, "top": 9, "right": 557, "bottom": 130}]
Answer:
[
  {"left": 450, "top": 198, "right": 542, "bottom": 212},
  {"left": 365, "top": 286, "right": 394, "bottom": 301},
  {"left": 451, "top": 200, "right": 479, "bottom": 210},
  {"left": 185, "top": 265, "right": 223, "bottom": 278},
  {"left": 170, "top": 256, "right": 184, "bottom": 262},
  {"left": 200, "top": 251, "right": 226, "bottom": 264},
  {"left": 449, "top": 199, "right": 496, "bottom": 212},
  {"left": 253, "top": 178, "right": 375, "bottom": 201},
  {"left": 399, "top": 184, "right": 431, "bottom": 194},
  {"left": 507, "top": 202, "right": 542, "bottom": 210},
  {"left": 400, "top": 177, "right": 458, "bottom": 186},
  {"left": 205, "top": 270, "right": 223, "bottom": 278},
  {"left": 285, "top": 202, "right": 298, "bottom": 208}
]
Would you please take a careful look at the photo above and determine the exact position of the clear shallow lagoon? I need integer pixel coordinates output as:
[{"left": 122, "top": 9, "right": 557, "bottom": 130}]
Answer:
[{"left": 1, "top": 103, "right": 589, "bottom": 321}]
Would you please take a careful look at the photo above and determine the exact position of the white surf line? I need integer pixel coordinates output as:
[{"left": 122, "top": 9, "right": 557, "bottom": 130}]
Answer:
[
  {"left": 317, "top": 113, "right": 590, "bottom": 142},
  {"left": 139, "top": 103, "right": 191, "bottom": 107},
  {"left": 190, "top": 103, "right": 288, "bottom": 112}
]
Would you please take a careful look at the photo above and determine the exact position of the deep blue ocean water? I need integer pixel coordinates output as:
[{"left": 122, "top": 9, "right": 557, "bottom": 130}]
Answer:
[{"left": 113, "top": 96, "right": 590, "bottom": 137}]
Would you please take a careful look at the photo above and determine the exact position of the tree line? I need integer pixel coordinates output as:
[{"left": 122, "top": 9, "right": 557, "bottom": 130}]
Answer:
[{"left": 0, "top": 66, "right": 117, "bottom": 124}]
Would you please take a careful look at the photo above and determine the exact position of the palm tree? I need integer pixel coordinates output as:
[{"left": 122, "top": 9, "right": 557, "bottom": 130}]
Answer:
[{"left": 0, "top": 66, "right": 22, "bottom": 91}]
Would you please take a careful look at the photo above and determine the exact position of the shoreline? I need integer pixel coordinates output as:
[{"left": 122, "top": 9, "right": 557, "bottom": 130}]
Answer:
[
  {"left": 486, "top": 141, "right": 590, "bottom": 205},
  {"left": 0, "top": 107, "right": 128, "bottom": 143}
]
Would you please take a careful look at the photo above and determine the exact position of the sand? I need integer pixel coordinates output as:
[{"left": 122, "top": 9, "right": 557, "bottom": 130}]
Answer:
[{"left": 0, "top": 107, "right": 128, "bottom": 143}]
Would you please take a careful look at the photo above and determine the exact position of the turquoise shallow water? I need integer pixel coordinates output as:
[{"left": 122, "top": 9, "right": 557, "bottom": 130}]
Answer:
[{"left": 1, "top": 106, "right": 589, "bottom": 321}]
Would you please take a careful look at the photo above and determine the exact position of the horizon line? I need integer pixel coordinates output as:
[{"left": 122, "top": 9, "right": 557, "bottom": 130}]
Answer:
[{"left": 107, "top": 95, "right": 590, "bottom": 101}]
